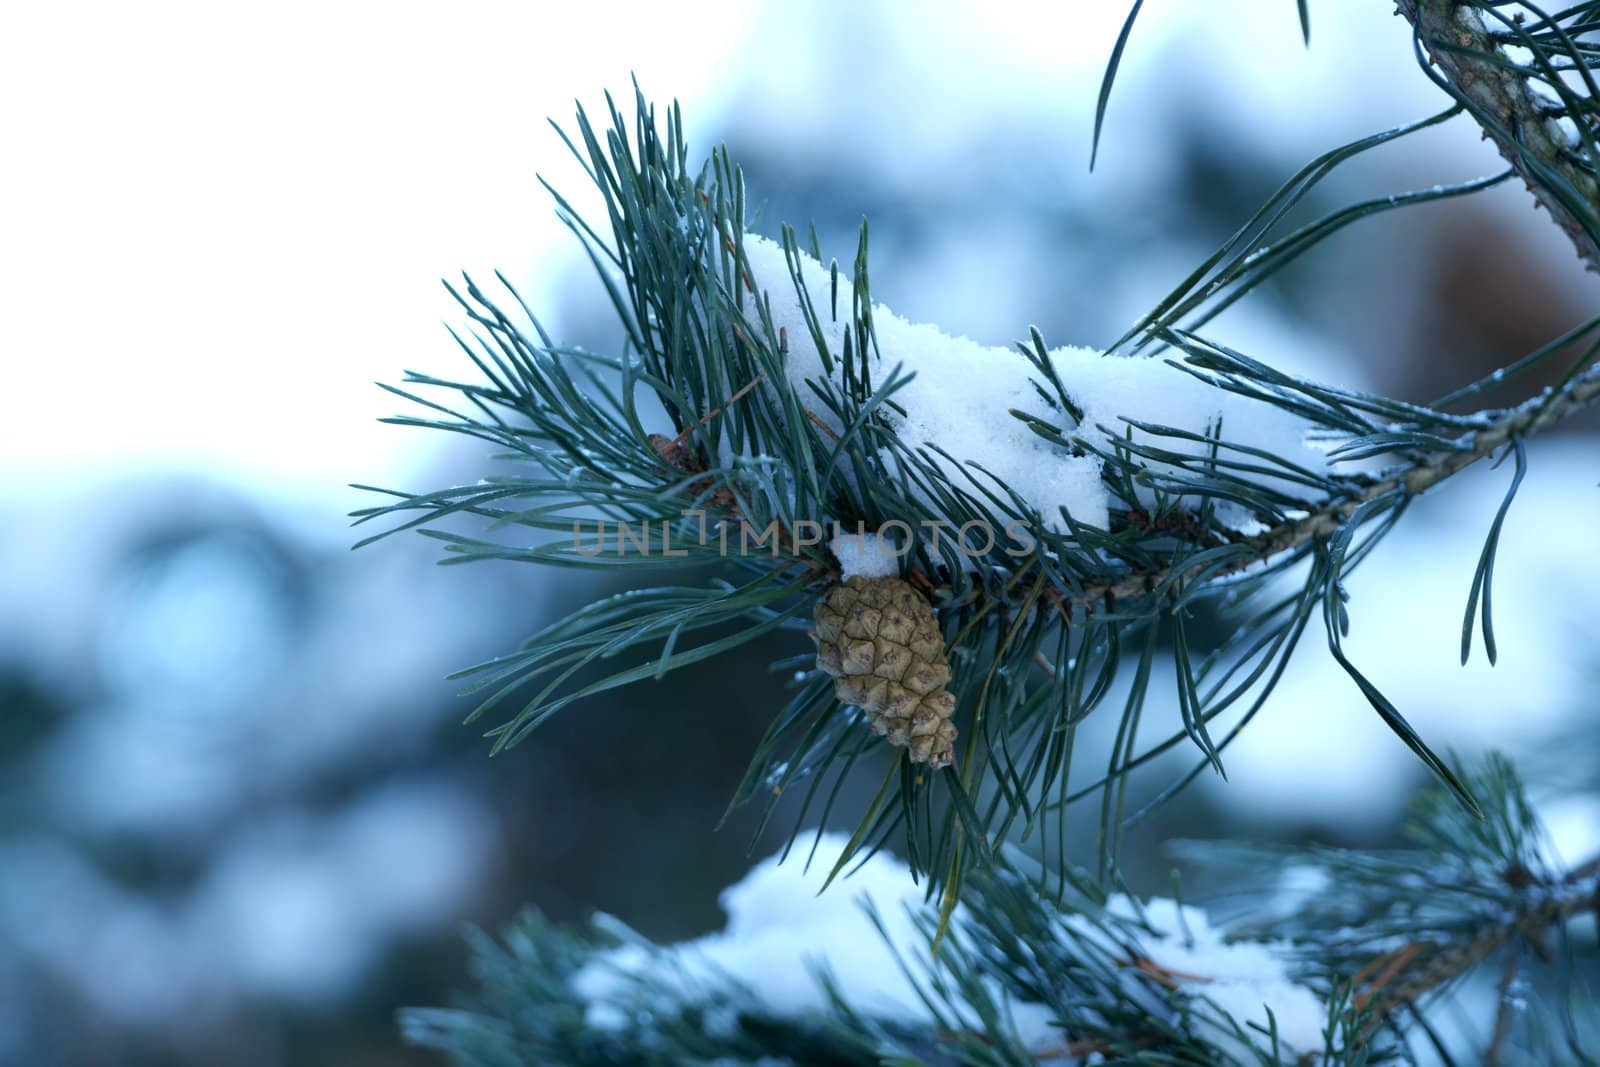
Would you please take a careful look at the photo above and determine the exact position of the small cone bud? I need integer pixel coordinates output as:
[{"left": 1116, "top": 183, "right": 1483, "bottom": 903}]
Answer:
[{"left": 810, "top": 576, "right": 957, "bottom": 768}]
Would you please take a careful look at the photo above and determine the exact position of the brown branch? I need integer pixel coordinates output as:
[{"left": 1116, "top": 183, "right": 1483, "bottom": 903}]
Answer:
[
  {"left": 1356, "top": 861, "right": 1600, "bottom": 1038},
  {"left": 1486, "top": 950, "right": 1520, "bottom": 1066},
  {"left": 1395, "top": 0, "right": 1600, "bottom": 273},
  {"left": 1126, "top": 953, "right": 1214, "bottom": 989},
  {"left": 1063, "top": 360, "right": 1600, "bottom": 611},
  {"left": 1352, "top": 941, "right": 1425, "bottom": 1010}
]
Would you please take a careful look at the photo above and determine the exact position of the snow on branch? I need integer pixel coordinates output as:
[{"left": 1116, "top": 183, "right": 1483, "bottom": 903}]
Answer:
[
  {"left": 742, "top": 233, "right": 1332, "bottom": 538},
  {"left": 414, "top": 835, "right": 1336, "bottom": 1065}
]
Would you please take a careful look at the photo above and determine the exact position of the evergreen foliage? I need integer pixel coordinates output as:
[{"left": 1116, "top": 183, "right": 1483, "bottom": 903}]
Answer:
[
  {"left": 361, "top": 2, "right": 1600, "bottom": 1061},
  {"left": 402, "top": 756, "right": 1598, "bottom": 1065}
]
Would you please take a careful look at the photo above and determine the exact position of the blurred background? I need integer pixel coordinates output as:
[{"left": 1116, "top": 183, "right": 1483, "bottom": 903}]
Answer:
[{"left": 1, "top": 2, "right": 1595, "bottom": 1064}]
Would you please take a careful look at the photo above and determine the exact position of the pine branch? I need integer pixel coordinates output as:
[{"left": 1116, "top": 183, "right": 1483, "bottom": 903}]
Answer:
[
  {"left": 1178, "top": 754, "right": 1600, "bottom": 1063},
  {"left": 359, "top": 78, "right": 1600, "bottom": 895},
  {"left": 1356, "top": 866, "right": 1599, "bottom": 1035},
  {"left": 378, "top": 11, "right": 1600, "bottom": 1061},
  {"left": 1065, "top": 356, "right": 1600, "bottom": 611},
  {"left": 1487, "top": 949, "right": 1521, "bottom": 1067},
  {"left": 1396, "top": 0, "right": 1600, "bottom": 272},
  {"left": 411, "top": 754, "right": 1598, "bottom": 1065},
  {"left": 409, "top": 845, "right": 1368, "bottom": 1066}
]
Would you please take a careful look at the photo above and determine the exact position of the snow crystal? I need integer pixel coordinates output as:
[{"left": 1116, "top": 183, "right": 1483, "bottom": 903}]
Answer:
[
  {"left": 829, "top": 529, "right": 902, "bottom": 580},
  {"left": 738, "top": 233, "right": 1328, "bottom": 536}
]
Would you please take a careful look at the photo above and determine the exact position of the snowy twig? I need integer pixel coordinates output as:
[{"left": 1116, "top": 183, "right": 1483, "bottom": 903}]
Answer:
[
  {"left": 1396, "top": 0, "right": 1600, "bottom": 272},
  {"left": 1065, "top": 360, "right": 1600, "bottom": 611}
]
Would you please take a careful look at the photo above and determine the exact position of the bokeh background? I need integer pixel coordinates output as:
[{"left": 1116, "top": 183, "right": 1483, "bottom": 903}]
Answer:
[{"left": 2, "top": 3, "right": 1596, "bottom": 1064}]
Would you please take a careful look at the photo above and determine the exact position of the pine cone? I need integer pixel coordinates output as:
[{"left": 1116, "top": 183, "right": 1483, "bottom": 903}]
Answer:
[{"left": 811, "top": 576, "right": 957, "bottom": 768}]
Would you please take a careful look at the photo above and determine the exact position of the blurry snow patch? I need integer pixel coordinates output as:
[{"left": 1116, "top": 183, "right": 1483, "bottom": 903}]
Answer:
[
  {"left": 573, "top": 834, "right": 943, "bottom": 1030},
  {"left": 573, "top": 835, "right": 1072, "bottom": 1055},
  {"left": 0, "top": 779, "right": 494, "bottom": 1025},
  {"left": 572, "top": 835, "right": 1324, "bottom": 1060},
  {"left": 1270, "top": 863, "right": 1334, "bottom": 914},
  {"left": 742, "top": 234, "right": 1329, "bottom": 535},
  {"left": 2, "top": 477, "right": 547, "bottom": 838},
  {"left": 197, "top": 777, "right": 495, "bottom": 1004},
  {"left": 96, "top": 535, "right": 294, "bottom": 711},
  {"left": 0, "top": 838, "right": 205, "bottom": 1026},
  {"left": 36, "top": 702, "right": 246, "bottom": 837}
]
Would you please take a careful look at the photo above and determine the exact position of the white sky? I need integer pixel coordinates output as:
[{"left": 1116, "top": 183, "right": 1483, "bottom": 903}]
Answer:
[
  {"left": 0, "top": 3, "right": 759, "bottom": 509},
  {"left": 0, "top": 2, "right": 1451, "bottom": 524}
]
